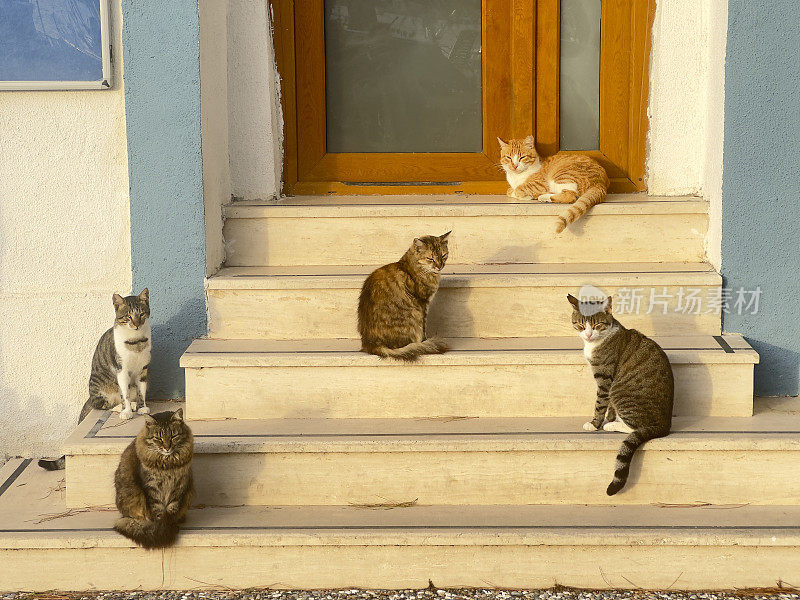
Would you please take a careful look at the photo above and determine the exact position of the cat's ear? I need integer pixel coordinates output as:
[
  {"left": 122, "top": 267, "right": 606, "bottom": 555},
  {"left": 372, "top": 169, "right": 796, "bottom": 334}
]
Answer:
[
  {"left": 138, "top": 288, "right": 149, "bottom": 304},
  {"left": 171, "top": 408, "right": 184, "bottom": 422},
  {"left": 523, "top": 135, "right": 536, "bottom": 149},
  {"left": 439, "top": 231, "right": 451, "bottom": 242},
  {"left": 112, "top": 293, "right": 125, "bottom": 309},
  {"left": 413, "top": 238, "right": 425, "bottom": 251},
  {"left": 567, "top": 294, "right": 581, "bottom": 309},
  {"left": 496, "top": 137, "right": 508, "bottom": 148},
  {"left": 603, "top": 296, "right": 613, "bottom": 314},
  {"left": 144, "top": 414, "right": 156, "bottom": 426}
]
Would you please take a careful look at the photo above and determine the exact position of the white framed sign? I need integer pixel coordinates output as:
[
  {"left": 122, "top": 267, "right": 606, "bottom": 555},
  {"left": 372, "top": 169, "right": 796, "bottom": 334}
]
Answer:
[{"left": 0, "top": 0, "right": 113, "bottom": 90}]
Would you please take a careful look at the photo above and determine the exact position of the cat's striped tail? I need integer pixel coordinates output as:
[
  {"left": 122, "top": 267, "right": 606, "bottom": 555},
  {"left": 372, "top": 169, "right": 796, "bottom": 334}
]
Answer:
[
  {"left": 606, "top": 427, "right": 666, "bottom": 496},
  {"left": 366, "top": 338, "right": 449, "bottom": 362},
  {"left": 38, "top": 398, "right": 98, "bottom": 471},
  {"left": 555, "top": 185, "right": 607, "bottom": 233},
  {"left": 114, "top": 516, "right": 180, "bottom": 549}
]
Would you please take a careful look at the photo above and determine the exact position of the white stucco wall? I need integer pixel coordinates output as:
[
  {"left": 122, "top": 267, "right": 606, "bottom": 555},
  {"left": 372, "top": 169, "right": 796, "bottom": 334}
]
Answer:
[
  {"left": 0, "top": 0, "right": 131, "bottom": 461},
  {"left": 646, "top": 0, "right": 728, "bottom": 269},
  {"left": 227, "top": 0, "right": 283, "bottom": 201}
]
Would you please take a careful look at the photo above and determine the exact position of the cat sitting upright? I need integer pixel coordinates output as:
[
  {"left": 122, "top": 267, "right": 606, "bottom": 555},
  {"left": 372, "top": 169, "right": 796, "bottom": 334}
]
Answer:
[
  {"left": 499, "top": 135, "right": 609, "bottom": 233},
  {"left": 358, "top": 233, "right": 450, "bottom": 361},
  {"left": 568, "top": 294, "right": 674, "bottom": 495},
  {"left": 38, "top": 289, "right": 152, "bottom": 471},
  {"left": 114, "top": 409, "right": 194, "bottom": 549}
]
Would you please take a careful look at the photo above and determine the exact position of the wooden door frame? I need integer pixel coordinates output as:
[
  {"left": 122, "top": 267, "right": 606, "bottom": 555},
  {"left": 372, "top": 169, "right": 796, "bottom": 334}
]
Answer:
[
  {"left": 294, "top": 1, "right": 514, "bottom": 183},
  {"left": 269, "top": 0, "right": 655, "bottom": 195}
]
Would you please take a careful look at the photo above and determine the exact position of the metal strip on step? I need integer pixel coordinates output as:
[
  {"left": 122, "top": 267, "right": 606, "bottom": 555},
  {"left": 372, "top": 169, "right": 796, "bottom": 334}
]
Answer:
[
  {"left": 0, "top": 459, "right": 32, "bottom": 499},
  {"left": 93, "top": 430, "right": 800, "bottom": 440},
  {"left": 343, "top": 181, "right": 461, "bottom": 186},
  {"left": 85, "top": 411, "right": 114, "bottom": 439},
  {"left": 2, "top": 524, "right": 800, "bottom": 534},
  {"left": 713, "top": 336, "right": 735, "bottom": 353},
  {"left": 187, "top": 347, "right": 716, "bottom": 355}
]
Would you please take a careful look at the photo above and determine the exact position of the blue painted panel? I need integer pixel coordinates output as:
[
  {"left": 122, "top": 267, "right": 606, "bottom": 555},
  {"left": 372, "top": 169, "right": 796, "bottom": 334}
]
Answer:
[
  {"left": 0, "top": 0, "right": 104, "bottom": 82},
  {"left": 122, "top": 0, "right": 206, "bottom": 398},
  {"left": 722, "top": 0, "right": 800, "bottom": 395}
]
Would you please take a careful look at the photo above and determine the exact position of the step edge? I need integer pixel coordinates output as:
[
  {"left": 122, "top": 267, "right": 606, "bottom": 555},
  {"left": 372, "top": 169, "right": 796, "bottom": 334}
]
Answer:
[
  {"left": 223, "top": 200, "right": 711, "bottom": 219},
  {"left": 63, "top": 430, "right": 798, "bottom": 456},
  {"left": 206, "top": 270, "right": 722, "bottom": 291},
  {"left": 179, "top": 348, "right": 759, "bottom": 368},
  {"left": 2, "top": 526, "right": 798, "bottom": 550}
]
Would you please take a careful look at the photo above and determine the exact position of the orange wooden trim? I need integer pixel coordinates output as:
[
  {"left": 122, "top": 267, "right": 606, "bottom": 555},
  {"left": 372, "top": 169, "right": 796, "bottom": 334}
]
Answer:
[
  {"left": 290, "top": 180, "right": 509, "bottom": 196},
  {"left": 535, "top": 0, "right": 559, "bottom": 156},
  {"left": 268, "top": 0, "right": 298, "bottom": 191},
  {"left": 289, "top": 177, "right": 636, "bottom": 196},
  {"left": 304, "top": 152, "right": 502, "bottom": 183},
  {"left": 510, "top": 0, "right": 534, "bottom": 138},
  {"left": 483, "top": 0, "right": 513, "bottom": 163},
  {"left": 294, "top": 1, "right": 326, "bottom": 178},
  {"left": 599, "top": 1, "right": 632, "bottom": 177}
]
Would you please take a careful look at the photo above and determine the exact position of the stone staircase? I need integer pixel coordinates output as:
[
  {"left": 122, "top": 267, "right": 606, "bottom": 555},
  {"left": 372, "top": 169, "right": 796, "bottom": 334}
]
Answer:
[{"left": 8, "top": 193, "right": 800, "bottom": 592}]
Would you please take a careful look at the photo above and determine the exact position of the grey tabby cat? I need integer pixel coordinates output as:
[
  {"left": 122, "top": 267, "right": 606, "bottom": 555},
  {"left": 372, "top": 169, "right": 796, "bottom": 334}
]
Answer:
[
  {"left": 38, "top": 289, "right": 151, "bottom": 470},
  {"left": 568, "top": 294, "right": 674, "bottom": 495},
  {"left": 114, "top": 409, "right": 194, "bottom": 548},
  {"left": 358, "top": 232, "right": 450, "bottom": 361}
]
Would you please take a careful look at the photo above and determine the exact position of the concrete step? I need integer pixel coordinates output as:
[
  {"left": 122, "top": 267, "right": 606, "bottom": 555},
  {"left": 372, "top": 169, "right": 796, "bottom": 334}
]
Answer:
[
  {"left": 4, "top": 458, "right": 800, "bottom": 590},
  {"left": 62, "top": 399, "right": 795, "bottom": 509},
  {"left": 180, "top": 335, "right": 757, "bottom": 420},
  {"left": 222, "top": 194, "right": 709, "bottom": 266},
  {"left": 207, "top": 262, "right": 722, "bottom": 339}
]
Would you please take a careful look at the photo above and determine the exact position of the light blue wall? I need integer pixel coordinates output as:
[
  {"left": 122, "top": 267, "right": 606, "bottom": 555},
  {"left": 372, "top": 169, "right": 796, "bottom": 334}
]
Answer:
[
  {"left": 722, "top": 0, "right": 800, "bottom": 395},
  {"left": 121, "top": 0, "right": 207, "bottom": 398}
]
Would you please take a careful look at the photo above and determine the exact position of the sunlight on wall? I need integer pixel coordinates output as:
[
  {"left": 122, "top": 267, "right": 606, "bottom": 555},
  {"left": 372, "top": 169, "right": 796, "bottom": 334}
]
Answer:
[{"left": 0, "top": 0, "right": 131, "bottom": 459}]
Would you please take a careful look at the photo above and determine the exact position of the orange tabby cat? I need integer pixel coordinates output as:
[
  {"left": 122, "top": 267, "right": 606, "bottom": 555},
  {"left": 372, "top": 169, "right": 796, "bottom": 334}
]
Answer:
[{"left": 498, "top": 136, "right": 609, "bottom": 233}]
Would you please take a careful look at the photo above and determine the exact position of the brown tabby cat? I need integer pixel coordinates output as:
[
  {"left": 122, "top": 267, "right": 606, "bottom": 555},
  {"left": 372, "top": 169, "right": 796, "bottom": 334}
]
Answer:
[
  {"left": 358, "top": 233, "right": 450, "bottom": 361},
  {"left": 499, "top": 136, "right": 609, "bottom": 233},
  {"left": 568, "top": 294, "right": 674, "bottom": 495},
  {"left": 114, "top": 409, "right": 194, "bottom": 548}
]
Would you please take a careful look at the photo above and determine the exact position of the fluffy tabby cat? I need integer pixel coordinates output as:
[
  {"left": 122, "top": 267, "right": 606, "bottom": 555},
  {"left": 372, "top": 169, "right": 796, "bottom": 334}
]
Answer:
[
  {"left": 38, "top": 289, "right": 151, "bottom": 471},
  {"left": 568, "top": 294, "right": 674, "bottom": 495},
  {"left": 114, "top": 409, "right": 194, "bottom": 549},
  {"left": 358, "top": 233, "right": 451, "bottom": 361},
  {"left": 499, "top": 136, "right": 609, "bottom": 233}
]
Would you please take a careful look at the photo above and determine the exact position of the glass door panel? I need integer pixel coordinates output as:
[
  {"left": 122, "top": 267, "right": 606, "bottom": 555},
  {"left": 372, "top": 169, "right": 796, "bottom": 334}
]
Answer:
[
  {"left": 324, "top": 0, "right": 483, "bottom": 153},
  {"left": 559, "top": 0, "right": 601, "bottom": 151}
]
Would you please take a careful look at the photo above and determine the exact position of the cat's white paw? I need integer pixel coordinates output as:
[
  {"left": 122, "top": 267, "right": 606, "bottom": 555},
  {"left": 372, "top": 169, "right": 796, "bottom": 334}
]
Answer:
[
  {"left": 583, "top": 421, "right": 598, "bottom": 431},
  {"left": 603, "top": 421, "right": 634, "bottom": 433},
  {"left": 137, "top": 405, "right": 151, "bottom": 415},
  {"left": 537, "top": 193, "right": 554, "bottom": 203},
  {"left": 119, "top": 408, "right": 134, "bottom": 421}
]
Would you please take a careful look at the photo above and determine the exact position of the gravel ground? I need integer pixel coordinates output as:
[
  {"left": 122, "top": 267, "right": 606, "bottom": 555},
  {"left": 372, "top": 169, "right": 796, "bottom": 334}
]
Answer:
[{"left": 2, "top": 589, "right": 800, "bottom": 600}]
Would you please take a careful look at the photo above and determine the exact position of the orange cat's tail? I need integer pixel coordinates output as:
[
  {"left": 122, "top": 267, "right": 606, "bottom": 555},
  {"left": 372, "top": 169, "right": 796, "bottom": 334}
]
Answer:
[{"left": 555, "top": 185, "right": 607, "bottom": 233}]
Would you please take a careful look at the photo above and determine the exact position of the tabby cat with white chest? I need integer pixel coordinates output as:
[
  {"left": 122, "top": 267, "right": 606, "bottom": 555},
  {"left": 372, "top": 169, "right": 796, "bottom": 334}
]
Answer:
[
  {"left": 38, "top": 289, "right": 152, "bottom": 471},
  {"left": 568, "top": 294, "right": 674, "bottom": 495},
  {"left": 499, "top": 136, "right": 609, "bottom": 233},
  {"left": 358, "top": 233, "right": 450, "bottom": 361}
]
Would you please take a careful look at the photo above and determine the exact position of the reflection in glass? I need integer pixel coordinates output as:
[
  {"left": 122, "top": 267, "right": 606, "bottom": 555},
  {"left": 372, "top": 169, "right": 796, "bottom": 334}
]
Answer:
[
  {"left": 325, "top": 0, "right": 482, "bottom": 153},
  {"left": 560, "top": 0, "right": 601, "bottom": 151}
]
